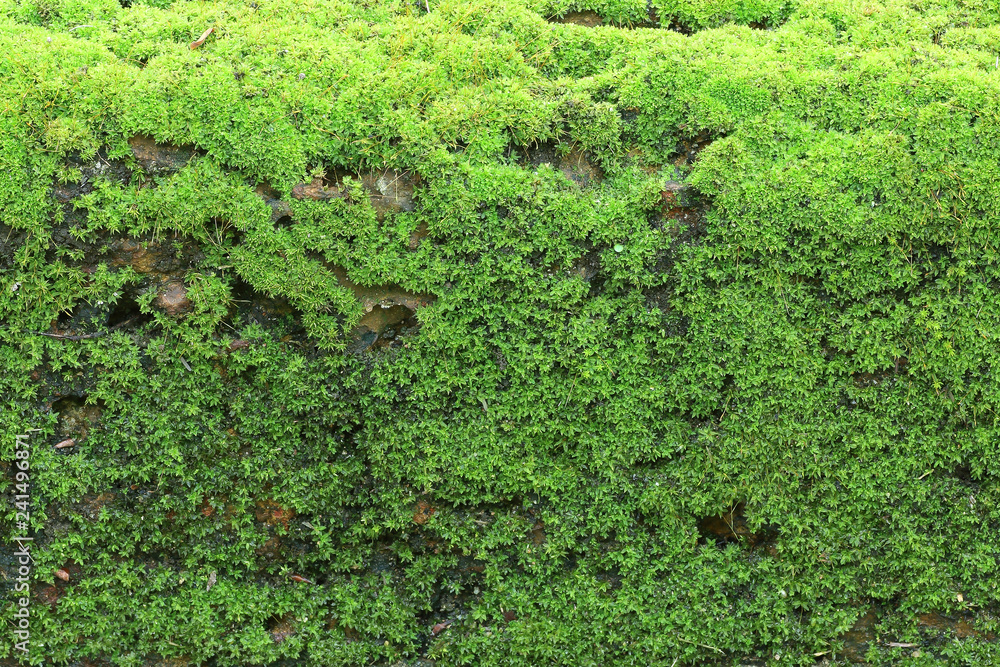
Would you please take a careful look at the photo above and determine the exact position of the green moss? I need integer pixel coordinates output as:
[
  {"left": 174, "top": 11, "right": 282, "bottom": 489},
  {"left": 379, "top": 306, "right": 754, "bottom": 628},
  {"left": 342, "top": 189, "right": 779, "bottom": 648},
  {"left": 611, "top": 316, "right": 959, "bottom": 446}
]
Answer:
[{"left": 3, "top": 0, "right": 1000, "bottom": 664}]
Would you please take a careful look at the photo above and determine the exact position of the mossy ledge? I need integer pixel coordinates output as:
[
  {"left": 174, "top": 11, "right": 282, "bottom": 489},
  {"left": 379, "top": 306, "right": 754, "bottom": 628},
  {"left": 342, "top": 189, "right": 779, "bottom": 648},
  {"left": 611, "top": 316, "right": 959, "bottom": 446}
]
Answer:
[{"left": 3, "top": 0, "right": 1000, "bottom": 664}]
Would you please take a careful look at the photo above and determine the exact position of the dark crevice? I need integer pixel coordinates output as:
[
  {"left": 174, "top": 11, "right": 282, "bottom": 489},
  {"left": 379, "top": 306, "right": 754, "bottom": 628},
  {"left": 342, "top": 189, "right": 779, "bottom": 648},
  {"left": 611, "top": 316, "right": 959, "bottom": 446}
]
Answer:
[
  {"left": 697, "top": 502, "right": 778, "bottom": 551},
  {"left": 107, "top": 291, "right": 148, "bottom": 330}
]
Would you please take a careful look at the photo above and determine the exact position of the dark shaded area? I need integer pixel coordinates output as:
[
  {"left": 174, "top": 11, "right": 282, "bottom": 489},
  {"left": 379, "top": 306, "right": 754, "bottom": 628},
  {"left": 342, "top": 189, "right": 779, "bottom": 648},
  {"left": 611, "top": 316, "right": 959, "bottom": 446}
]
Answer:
[{"left": 697, "top": 502, "right": 777, "bottom": 552}]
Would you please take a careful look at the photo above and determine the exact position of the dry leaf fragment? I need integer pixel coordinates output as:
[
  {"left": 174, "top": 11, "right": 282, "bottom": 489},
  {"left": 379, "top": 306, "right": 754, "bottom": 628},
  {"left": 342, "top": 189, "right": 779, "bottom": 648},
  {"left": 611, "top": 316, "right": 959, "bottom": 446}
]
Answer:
[
  {"left": 55, "top": 568, "right": 70, "bottom": 582},
  {"left": 190, "top": 27, "right": 214, "bottom": 50},
  {"left": 55, "top": 438, "right": 76, "bottom": 449},
  {"left": 431, "top": 620, "right": 452, "bottom": 636},
  {"left": 206, "top": 571, "right": 217, "bottom": 591}
]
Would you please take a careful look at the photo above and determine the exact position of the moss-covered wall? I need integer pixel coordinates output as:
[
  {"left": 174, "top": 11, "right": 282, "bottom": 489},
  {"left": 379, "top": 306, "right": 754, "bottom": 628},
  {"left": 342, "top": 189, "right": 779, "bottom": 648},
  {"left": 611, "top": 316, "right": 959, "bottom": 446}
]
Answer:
[{"left": 3, "top": 0, "right": 1000, "bottom": 664}]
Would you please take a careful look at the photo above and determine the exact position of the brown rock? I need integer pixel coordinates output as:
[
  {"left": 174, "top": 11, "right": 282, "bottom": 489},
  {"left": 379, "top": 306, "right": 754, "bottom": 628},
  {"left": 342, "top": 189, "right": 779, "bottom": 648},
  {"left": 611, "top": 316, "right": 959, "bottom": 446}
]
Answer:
[
  {"left": 110, "top": 239, "right": 178, "bottom": 275},
  {"left": 408, "top": 221, "right": 429, "bottom": 250},
  {"left": 79, "top": 492, "right": 116, "bottom": 519},
  {"left": 291, "top": 177, "right": 346, "bottom": 201},
  {"left": 256, "top": 536, "right": 284, "bottom": 560},
  {"left": 413, "top": 499, "right": 436, "bottom": 525},
  {"left": 661, "top": 181, "right": 699, "bottom": 208},
  {"left": 292, "top": 170, "right": 419, "bottom": 217},
  {"left": 558, "top": 148, "right": 602, "bottom": 187},
  {"left": 128, "top": 135, "right": 197, "bottom": 173},
  {"left": 53, "top": 396, "right": 102, "bottom": 443},
  {"left": 553, "top": 10, "right": 602, "bottom": 27},
  {"left": 840, "top": 609, "right": 878, "bottom": 663},
  {"left": 255, "top": 498, "right": 296, "bottom": 527},
  {"left": 269, "top": 613, "right": 296, "bottom": 643},
  {"left": 155, "top": 281, "right": 192, "bottom": 316},
  {"left": 529, "top": 521, "right": 546, "bottom": 545},
  {"left": 38, "top": 584, "right": 62, "bottom": 609},
  {"left": 369, "top": 169, "right": 417, "bottom": 214},
  {"left": 266, "top": 198, "right": 293, "bottom": 223}
]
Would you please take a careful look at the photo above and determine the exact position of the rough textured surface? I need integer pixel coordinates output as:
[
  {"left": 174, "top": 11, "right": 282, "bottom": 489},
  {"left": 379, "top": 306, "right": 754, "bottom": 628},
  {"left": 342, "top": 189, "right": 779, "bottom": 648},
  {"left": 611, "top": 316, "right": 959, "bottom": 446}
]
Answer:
[{"left": 2, "top": 0, "right": 1000, "bottom": 665}]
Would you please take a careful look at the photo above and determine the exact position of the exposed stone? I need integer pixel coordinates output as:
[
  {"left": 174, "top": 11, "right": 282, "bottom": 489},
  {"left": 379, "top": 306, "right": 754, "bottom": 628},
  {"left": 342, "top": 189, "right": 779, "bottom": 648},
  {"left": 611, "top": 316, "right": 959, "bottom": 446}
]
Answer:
[
  {"left": 408, "top": 221, "right": 429, "bottom": 250},
  {"left": 529, "top": 521, "right": 546, "bottom": 545},
  {"left": 519, "top": 143, "right": 603, "bottom": 187},
  {"left": 291, "top": 177, "right": 346, "bottom": 201},
  {"left": 37, "top": 584, "right": 62, "bottom": 609},
  {"left": 839, "top": 609, "right": 878, "bottom": 663},
  {"left": 128, "top": 135, "right": 197, "bottom": 172},
  {"left": 569, "top": 251, "right": 601, "bottom": 282},
  {"left": 328, "top": 265, "right": 435, "bottom": 350},
  {"left": 109, "top": 238, "right": 197, "bottom": 276},
  {"left": 155, "top": 280, "right": 192, "bottom": 316},
  {"left": 255, "top": 498, "right": 295, "bottom": 527},
  {"left": 558, "top": 148, "right": 603, "bottom": 187},
  {"left": 553, "top": 11, "right": 603, "bottom": 27},
  {"left": 266, "top": 198, "right": 293, "bottom": 223},
  {"left": 291, "top": 170, "right": 419, "bottom": 219},
  {"left": 256, "top": 536, "right": 284, "bottom": 561},
  {"left": 413, "top": 499, "right": 436, "bottom": 525},
  {"left": 661, "top": 181, "right": 700, "bottom": 208},
  {"left": 78, "top": 492, "right": 116, "bottom": 520},
  {"left": 369, "top": 169, "right": 417, "bottom": 213},
  {"left": 148, "top": 658, "right": 191, "bottom": 667},
  {"left": 269, "top": 614, "right": 296, "bottom": 644},
  {"left": 53, "top": 395, "right": 103, "bottom": 443}
]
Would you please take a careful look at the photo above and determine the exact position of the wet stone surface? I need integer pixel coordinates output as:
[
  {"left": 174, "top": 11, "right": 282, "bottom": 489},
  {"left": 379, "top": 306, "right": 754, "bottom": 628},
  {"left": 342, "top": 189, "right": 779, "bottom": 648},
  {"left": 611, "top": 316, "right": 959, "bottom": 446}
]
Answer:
[
  {"left": 514, "top": 142, "right": 604, "bottom": 187},
  {"left": 325, "top": 265, "right": 435, "bottom": 352},
  {"left": 128, "top": 135, "right": 199, "bottom": 173},
  {"left": 154, "top": 280, "right": 192, "bottom": 317},
  {"left": 52, "top": 395, "right": 104, "bottom": 446},
  {"left": 290, "top": 168, "right": 419, "bottom": 219},
  {"left": 552, "top": 10, "right": 603, "bottom": 27}
]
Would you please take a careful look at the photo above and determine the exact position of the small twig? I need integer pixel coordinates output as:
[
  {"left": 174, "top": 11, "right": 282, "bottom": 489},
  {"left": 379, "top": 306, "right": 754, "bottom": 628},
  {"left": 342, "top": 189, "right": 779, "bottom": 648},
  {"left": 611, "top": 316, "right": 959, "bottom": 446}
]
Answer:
[
  {"left": 559, "top": 373, "right": 578, "bottom": 409},
  {"left": 30, "top": 315, "right": 137, "bottom": 341},
  {"left": 179, "top": 356, "right": 192, "bottom": 372},
  {"left": 35, "top": 330, "right": 107, "bottom": 341},
  {"left": 68, "top": 25, "right": 94, "bottom": 31},
  {"left": 886, "top": 642, "right": 917, "bottom": 648},
  {"left": 676, "top": 637, "right": 724, "bottom": 654}
]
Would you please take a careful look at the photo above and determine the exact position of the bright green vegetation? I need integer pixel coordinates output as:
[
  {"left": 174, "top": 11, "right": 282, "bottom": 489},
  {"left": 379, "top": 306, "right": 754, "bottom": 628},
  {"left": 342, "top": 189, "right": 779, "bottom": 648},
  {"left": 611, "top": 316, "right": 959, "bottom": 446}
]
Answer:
[{"left": 3, "top": 0, "right": 1000, "bottom": 664}]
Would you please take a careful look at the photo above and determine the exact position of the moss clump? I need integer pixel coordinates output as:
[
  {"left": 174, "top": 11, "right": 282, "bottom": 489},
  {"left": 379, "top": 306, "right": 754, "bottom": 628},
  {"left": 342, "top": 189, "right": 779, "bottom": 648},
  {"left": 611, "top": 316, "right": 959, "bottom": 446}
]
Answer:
[{"left": 3, "top": 0, "right": 1000, "bottom": 664}]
